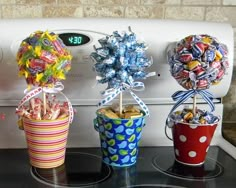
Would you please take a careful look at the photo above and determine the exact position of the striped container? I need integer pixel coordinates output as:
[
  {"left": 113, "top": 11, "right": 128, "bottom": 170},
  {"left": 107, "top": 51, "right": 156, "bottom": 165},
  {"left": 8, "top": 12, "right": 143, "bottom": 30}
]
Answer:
[{"left": 23, "top": 117, "right": 69, "bottom": 168}]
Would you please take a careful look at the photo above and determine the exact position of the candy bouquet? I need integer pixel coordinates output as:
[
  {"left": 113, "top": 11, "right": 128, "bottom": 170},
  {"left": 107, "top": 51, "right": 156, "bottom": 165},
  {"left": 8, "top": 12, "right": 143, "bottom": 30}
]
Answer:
[
  {"left": 166, "top": 34, "right": 229, "bottom": 165},
  {"left": 16, "top": 31, "right": 73, "bottom": 168},
  {"left": 91, "top": 27, "right": 155, "bottom": 167}
]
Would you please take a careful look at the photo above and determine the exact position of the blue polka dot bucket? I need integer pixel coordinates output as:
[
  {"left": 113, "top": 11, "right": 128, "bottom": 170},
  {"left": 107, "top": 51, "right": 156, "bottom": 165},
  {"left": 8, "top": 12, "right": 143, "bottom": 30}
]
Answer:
[{"left": 94, "top": 110, "right": 146, "bottom": 167}]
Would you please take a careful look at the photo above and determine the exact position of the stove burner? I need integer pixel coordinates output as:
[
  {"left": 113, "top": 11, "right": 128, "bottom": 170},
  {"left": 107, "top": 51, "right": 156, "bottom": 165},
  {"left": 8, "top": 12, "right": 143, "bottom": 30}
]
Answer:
[
  {"left": 122, "top": 184, "right": 187, "bottom": 188},
  {"left": 31, "top": 152, "right": 112, "bottom": 187},
  {"left": 152, "top": 152, "right": 223, "bottom": 180}
]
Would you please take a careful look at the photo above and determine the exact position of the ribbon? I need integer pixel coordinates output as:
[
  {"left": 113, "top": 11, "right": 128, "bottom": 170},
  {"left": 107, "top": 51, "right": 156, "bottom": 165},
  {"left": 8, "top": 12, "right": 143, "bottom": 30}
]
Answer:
[
  {"left": 166, "top": 89, "right": 215, "bottom": 128},
  {"left": 171, "top": 89, "right": 215, "bottom": 114},
  {"left": 98, "top": 81, "right": 150, "bottom": 116},
  {"left": 17, "top": 82, "right": 74, "bottom": 124}
]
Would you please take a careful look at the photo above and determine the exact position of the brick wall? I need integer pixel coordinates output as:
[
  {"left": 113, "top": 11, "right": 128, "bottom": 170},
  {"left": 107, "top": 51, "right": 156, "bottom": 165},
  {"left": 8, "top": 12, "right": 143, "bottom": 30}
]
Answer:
[{"left": 0, "top": 0, "right": 235, "bottom": 122}]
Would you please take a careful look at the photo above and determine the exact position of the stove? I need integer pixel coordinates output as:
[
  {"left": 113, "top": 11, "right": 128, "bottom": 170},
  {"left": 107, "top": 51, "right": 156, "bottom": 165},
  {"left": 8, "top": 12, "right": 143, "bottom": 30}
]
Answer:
[
  {"left": 0, "top": 146, "right": 235, "bottom": 188},
  {"left": 0, "top": 18, "right": 235, "bottom": 188}
]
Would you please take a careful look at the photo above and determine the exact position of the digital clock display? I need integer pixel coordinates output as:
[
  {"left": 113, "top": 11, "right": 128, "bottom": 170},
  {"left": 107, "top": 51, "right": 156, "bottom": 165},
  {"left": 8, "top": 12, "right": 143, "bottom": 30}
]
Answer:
[{"left": 58, "top": 33, "right": 90, "bottom": 46}]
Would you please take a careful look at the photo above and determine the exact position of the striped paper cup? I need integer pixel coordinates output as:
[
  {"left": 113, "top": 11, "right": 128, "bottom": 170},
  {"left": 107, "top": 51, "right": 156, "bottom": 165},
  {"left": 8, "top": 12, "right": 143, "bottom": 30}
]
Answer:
[{"left": 23, "top": 117, "right": 69, "bottom": 168}]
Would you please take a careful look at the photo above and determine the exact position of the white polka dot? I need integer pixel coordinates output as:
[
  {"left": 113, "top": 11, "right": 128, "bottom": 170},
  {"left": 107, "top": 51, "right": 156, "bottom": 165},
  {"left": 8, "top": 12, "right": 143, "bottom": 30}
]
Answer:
[
  {"left": 206, "top": 146, "right": 209, "bottom": 152},
  {"left": 175, "top": 149, "right": 179, "bottom": 156},
  {"left": 188, "top": 151, "right": 197, "bottom": 158},
  {"left": 199, "top": 136, "right": 207, "bottom": 143},
  {"left": 190, "top": 124, "right": 198, "bottom": 129},
  {"left": 179, "top": 135, "right": 187, "bottom": 142}
]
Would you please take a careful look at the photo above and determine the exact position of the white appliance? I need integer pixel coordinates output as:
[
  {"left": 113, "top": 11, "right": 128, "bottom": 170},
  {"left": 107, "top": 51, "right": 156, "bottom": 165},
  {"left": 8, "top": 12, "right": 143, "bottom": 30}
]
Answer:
[{"left": 0, "top": 18, "right": 235, "bottom": 160}]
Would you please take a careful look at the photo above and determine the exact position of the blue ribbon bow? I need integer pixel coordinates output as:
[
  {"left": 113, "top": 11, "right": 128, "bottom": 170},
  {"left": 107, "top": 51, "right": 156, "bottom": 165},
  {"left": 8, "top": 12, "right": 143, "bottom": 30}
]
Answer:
[
  {"left": 170, "top": 89, "right": 215, "bottom": 115},
  {"left": 98, "top": 81, "right": 150, "bottom": 116}
]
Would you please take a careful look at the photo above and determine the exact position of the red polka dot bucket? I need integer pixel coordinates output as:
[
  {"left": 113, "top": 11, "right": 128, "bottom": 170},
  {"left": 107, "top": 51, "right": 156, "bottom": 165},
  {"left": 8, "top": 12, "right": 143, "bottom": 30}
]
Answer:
[{"left": 166, "top": 119, "right": 219, "bottom": 166}]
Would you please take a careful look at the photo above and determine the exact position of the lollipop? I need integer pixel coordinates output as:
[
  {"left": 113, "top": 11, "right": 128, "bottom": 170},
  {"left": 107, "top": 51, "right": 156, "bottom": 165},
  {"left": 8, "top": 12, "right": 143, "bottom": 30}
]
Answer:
[
  {"left": 168, "top": 34, "right": 229, "bottom": 90},
  {"left": 17, "top": 30, "right": 72, "bottom": 87},
  {"left": 91, "top": 27, "right": 155, "bottom": 116}
]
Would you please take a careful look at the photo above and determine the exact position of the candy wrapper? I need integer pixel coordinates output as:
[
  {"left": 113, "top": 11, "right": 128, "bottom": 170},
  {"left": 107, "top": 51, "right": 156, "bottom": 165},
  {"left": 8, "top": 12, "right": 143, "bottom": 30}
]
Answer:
[
  {"left": 97, "top": 103, "right": 143, "bottom": 119},
  {"left": 17, "top": 31, "right": 72, "bottom": 87},
  {"left": 168, "top": 107, "right": 219, "bottom": 126},
  {"left": 90, "top": 27, "right": 155, "bottom": 117},
  {"left": 16, "top": 94, "right": 71, "bottom": 129},
  {"left": 168, "top": 34, "right": 229, "bottom": 90}
]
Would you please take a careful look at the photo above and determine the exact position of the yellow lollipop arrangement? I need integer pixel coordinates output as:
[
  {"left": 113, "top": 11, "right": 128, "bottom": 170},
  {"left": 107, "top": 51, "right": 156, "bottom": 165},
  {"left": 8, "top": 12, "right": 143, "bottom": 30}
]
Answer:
[{"left": 16, "top": 31, "right": 74, "bottom": 169}]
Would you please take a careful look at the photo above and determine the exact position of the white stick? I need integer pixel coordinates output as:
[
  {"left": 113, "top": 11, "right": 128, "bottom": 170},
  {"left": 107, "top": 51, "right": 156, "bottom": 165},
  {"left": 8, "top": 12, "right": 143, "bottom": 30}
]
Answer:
[
  {"left": 119, "top": 92, "right": 123, "bottom": 115},
  {"left": 193, "top": 95, "right": 197, "bottom": 116},
  {"left": 43, "top": 91, "right": 47, "bottom": 115}
]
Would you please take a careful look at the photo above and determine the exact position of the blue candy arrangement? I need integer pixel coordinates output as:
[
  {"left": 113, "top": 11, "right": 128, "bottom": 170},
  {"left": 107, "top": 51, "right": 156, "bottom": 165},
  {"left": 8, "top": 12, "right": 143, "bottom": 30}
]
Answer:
[
  {"left": 92, "top": 27, "right": 155, "bottom": 167},
  {"left": 91, "top": 27, "right": 155, "bottom": 116}
]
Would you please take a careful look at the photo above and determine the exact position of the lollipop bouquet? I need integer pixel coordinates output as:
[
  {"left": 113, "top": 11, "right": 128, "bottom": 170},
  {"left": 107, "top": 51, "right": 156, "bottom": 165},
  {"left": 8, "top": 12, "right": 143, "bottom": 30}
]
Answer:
[
  {"left": 166, "top": 34, "right": 229, "bottom": 166},
  {"left": 91, "top": 27, "right": 155, "bottom": 167},
  {"left": 16, "top": 31, "right": 73, "bottom": 168}
]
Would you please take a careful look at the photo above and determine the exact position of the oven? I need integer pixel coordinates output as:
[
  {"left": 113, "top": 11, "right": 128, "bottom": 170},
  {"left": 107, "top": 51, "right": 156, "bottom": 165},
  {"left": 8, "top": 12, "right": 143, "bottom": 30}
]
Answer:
[{"left": 0, "top": 18, "right": 235, "bottom": 188}]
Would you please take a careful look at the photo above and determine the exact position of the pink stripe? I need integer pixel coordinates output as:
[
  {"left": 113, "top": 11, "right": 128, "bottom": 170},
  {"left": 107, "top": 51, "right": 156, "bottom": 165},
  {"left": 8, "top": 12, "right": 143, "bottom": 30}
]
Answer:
[
  {"left": 30, "top": 153, "right": 65, "bottom": 161},
  {"left": 26, "top": 137, "right": 67, "bottom": 144},
  {"left": 24, "top": 130, "right": 68, "bottom": 137},
  {"left": 24, "top": 123, "right": 68, "bottom": 129},
  {"left": 26, "top": 138, "right": 66, "bottom": 146},
  {"left": 24, "top": 119, "right": 68, "bottom": 126},
  {"left": 24, "top": 129, "right": 68, "bottom": 135},
  {"left": 29, "top": 145, "right": 66, "bottom": 152}
]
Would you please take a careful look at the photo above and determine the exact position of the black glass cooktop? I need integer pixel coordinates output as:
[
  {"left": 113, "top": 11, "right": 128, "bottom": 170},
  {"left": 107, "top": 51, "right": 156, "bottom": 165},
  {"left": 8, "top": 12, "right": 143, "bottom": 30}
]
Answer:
[{"left": 0, "top": 146, "right": 235, "bottom": 188}]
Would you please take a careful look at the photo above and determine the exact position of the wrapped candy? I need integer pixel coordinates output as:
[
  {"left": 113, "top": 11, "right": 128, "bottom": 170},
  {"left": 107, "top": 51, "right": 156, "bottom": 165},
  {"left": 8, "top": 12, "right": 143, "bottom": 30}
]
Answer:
[
  {"left": 97, "top": 104, "right": 143, "bottom": 119},
  {"left": 90, "top": 28, "right": 155, "bottom": 116},
  {"left": 168, "top": 34, "right": 229, "bottom": 90},
  {"left": 16, "top": 95, "right": 70, "bottom": 121},
  {"left": 91, "top": 29, "right": 154, "bottom": 90},
  {"left": 169, "top": 107, "right": 219, "bottom": 125},
  {"left": 17, "top": 31, "right": 72, "bottom": 87}
]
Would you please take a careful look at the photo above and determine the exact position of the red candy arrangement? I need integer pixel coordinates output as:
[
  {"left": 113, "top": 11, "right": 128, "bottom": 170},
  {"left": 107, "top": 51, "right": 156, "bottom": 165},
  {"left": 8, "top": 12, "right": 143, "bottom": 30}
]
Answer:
[
  {"left": 166, "top": 34, "right": 229, "bottom": 166},
  {"left": 168, "top": 34, "right": 228, "bottom": 90}
]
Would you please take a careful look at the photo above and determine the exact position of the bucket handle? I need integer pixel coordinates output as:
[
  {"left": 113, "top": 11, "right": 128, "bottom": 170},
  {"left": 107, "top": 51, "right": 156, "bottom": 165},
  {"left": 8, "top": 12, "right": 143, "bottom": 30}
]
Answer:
[
  {"left": 94, "top": 118, "right": 99, "bottom": 132},
  {"left": 165, "top": 124, "right": 173, "bottom": 141},
  {"left": 165, "top": 118, "right": 173, "bottom": 141}
]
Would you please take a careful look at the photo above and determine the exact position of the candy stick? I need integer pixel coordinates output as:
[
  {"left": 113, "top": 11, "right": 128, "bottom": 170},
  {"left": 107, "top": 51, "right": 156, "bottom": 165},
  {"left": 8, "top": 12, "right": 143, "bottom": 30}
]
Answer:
[
  {"left": 193, "top": 95, "right": 197, "bottom": 116},
  {"left": 43, "top": 91, "right": 47, "bottom": 115},
  {"left": 119, "top": 92, "right": 123, "bottom": 115}
]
